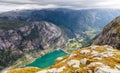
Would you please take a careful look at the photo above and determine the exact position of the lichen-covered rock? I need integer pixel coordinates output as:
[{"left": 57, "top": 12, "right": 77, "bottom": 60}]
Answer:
[
  {"left": 39, "top": 45, "right": 120, "bottom": 73},
  {"left": 7, "top": 45, "right": 120, "bottom": 73},
  {"left": 94, "top": 66, "right": 120, "bottom": 73},
  {"left": 67, "top": 60, "right": 80, "bottom": 68}
]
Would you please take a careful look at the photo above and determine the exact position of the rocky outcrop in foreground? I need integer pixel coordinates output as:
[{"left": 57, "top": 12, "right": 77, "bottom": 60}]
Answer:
[
  {"left": 94, "top": 16, "right": 120, "bottom": 49},
  {"left": 7, "top": 45, "right": 120, "bottom": 73}
]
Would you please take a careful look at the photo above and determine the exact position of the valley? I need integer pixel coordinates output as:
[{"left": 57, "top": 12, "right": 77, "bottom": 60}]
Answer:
[{"left": 0, "top": 8, "right": 120, "bottom": 73}]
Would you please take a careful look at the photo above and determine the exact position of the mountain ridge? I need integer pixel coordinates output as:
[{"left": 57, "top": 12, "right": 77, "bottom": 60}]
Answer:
[
  {"left": 1, "top": 8, "right": 120, "bottom": 38},
  {"left": 93, "top": 16, "right": 120, "bottom": 49}
]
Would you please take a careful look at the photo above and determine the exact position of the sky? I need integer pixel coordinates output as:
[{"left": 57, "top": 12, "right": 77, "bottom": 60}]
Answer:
[{"left": 0, "top": 0, "right": 120, "bottom": 12}]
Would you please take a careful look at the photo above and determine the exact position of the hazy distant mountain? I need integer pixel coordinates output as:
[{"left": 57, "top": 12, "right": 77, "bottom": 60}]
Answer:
[{"left": 94, "top": 16, "right": 120, "bottom": 49}]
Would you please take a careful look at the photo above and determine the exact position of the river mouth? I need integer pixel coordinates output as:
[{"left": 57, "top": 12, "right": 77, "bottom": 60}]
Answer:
[{"left": 25, "top": 50, "right": 67, "bottom": 68}]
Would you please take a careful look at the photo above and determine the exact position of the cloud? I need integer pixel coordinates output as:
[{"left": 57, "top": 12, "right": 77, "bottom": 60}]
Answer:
[
  {"left": 0, "top": 4, "right": 72, "bottom": 12},
  {"left": 0, "top": 0, "right": 120, "bottom": 12}
]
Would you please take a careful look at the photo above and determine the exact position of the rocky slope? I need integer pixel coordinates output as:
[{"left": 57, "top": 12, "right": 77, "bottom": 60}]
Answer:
[
  {"left": 0, "top": 21, "right": 66, "bottom": 70},
  {"left": 94, "top": 16, "right": 120, "bottom": 49},
  {"left": 7, "top": 45, "right": 120, "bottom": 73}
]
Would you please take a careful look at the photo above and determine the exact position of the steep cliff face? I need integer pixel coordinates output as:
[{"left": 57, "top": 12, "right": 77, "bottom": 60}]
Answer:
[
  {"left": 7, "top": 45, "right": 120, "bottom": 73},
  {"left": 0, "top": 21, "right": 66, "bottom": 69},
  {"left": 93, "top": 16, "right": 120, "bottom": 49}
]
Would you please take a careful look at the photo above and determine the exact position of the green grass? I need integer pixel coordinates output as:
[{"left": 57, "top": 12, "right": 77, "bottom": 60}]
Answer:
[
  {"left": 25, "top": 50, "right": 67, "bottom": 68},
  {"left": 82, "top": 29, "right": 100, "bottom": 39},
  {"left": 65, "top": 39, "right": 82, "bottom": 52}
]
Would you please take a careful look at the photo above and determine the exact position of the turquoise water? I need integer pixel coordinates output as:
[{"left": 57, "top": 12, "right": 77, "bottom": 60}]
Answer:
[{"left": 26, "top": 50, "right": 67, "bottom": 68}]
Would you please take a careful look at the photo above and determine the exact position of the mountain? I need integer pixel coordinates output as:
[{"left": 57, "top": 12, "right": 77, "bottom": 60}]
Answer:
[
  {"left": 0, "top": 8, "right": 120, "bottom": 50},
  {"left": 0, "top": 21, "right": 66, "bottom": 70},
  {"left": 1, "top": 8, "right": 120, "bottom": 39},
  {"left": 7, "top": 45, "right": 120, "bottom": 73},
  {"left": 1, "top": 8, "right": 120, "bottom": 70},
  {"left": 93, "top": 16, "right": 120, "bottom": 49}
]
